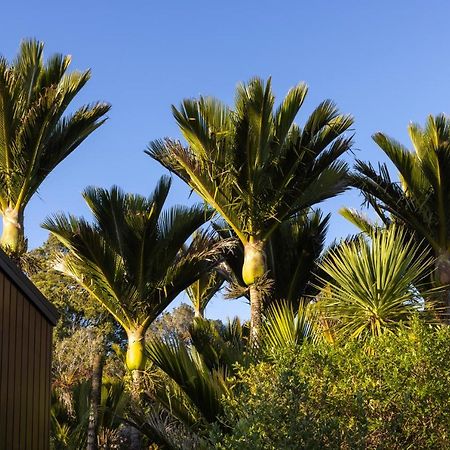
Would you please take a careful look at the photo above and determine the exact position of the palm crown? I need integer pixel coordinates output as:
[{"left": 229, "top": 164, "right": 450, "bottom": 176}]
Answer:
[
  {"left": 0, "top": 39, "right": 110, "bottom": 253},
  {"left": 149, "top": 77, "right": 352, "bottom": 245},
  {"left": 43, "top": 176, "right": 225, "bottom": 371}
]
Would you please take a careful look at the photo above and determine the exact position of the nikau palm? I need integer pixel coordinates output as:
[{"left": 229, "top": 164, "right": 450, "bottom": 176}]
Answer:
[
  {"left": 267, "top": 210, "right": 329, "bottom": 307},
  {"left": 43, "top": 176, "right": 226, "bottom": 374},
  {"left": 0, "top": 39, "right": 110, "bottom": 255},
  {"left": 186, "top": 268, "right": 224, "bottom": 318},
  {"left": 148, "top": 77, "right": 353, "bottom": 340},
  {"left": 351, "top": 115, "right": 450, "bottom": 318}
]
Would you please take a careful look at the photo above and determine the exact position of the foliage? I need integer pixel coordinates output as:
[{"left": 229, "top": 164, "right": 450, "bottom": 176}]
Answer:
[
  {"left": 28, "top": 235, "right": 118, "bottom": 339},
  {"left": 317, "top": 226, "right": 438, "bottom": 340},
  {"left": 148, "top": 77, "right": 353, "bottom": 338},
  {"left": 210, "top": 319, "right": 450, "bottom": 449},
  {"left": 128, "top": 317, "right": 248, "bottom": 448},
  {"left": 148, "top": 77, "right": 352, "bottom": 246},
  {"left": 149, "top": 303, "right": 196, "bottom": 343},
  {"left": 262, "top": 300, "right": 321, "bottom": 354},
  {"left": 51, "top": 381, "right": 90, "bottom": 449},
  {"left": 350, "top": 114, "right": 450, "bottom": 320},
  {"left": 186, "top": 267, "right": 224, "bottom": 318},
  {"left": 0, "top": 39, "right": 110, "bottom": 254},
  {"left": 52, "top": 327, "right": 104, "bottom": 409},
  {"left": 146, "top": 335, "right": 230, "bottom": 425},
  {"left": 43, "top": 176, "right": 228, "bottom": 372},
  {"left": 352, "top": 114, "right": 450, "bottom": 254},
  {"left": 51, "top": 378, "right": 128, "bottom": 449}
]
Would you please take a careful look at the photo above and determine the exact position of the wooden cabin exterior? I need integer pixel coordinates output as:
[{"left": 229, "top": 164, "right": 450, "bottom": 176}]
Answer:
[{"left": 0, "top": 251, "right": 58, "bottom": 450}]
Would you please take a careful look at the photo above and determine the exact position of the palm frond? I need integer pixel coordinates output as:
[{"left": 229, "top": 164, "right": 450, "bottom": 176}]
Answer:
[{"left": 316, "top": 226, "right": 440, "bottom": 340}]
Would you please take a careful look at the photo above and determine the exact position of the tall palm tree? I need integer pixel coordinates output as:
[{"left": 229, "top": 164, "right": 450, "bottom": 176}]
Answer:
[
  {"left": 351, "top": 114, "right": 450, "bottom": 318},
  {"left": 147, "top": 77, "right": 353, "bottom": 341},
  {"left": 43, "top": 176, "right": 226, "bottom": 374},
  {"left": 43, "top": 177, "right": 227, "bottom": 448},
  {"left": 0, "top": 39, "right": 110, "bottom": 255}
]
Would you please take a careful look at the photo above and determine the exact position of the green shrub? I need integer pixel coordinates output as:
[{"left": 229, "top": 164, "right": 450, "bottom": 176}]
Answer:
[{"left": 210, "top": 320, "right": 450, "bottom": 449}]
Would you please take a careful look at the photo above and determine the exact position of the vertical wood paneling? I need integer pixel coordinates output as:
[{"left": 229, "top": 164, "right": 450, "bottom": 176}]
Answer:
[
  {"left": 12, "top": 289, "right": 23, "bottom": 445},
  {"left": 0, "top": 273, "right": 6, "bottom": 446},
  {"left": 5, "top": 278, "right": 14, "bottom": 450},
  {"left": 44, "top": 325, "right": 51, "bottom": 445},
  {"left": 19, "top": 296, "right": 30, "bottom": 449},
  {"left": 25, "top": 304, "right": 36, "bottom": 450},
  {"left": 32, "top": 311, "right": 41, "bottom": 449},
  {"left": 0, "top": 270, "right": 53, "bottom": 450},
  {"left": 39, "top": 315, "right": 46, "bottom": 450}
]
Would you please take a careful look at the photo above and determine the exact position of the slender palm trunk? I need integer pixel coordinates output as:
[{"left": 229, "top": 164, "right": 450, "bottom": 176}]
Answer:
[
  {"left": 249, "top": 284, "right": 263, "bottom": 343},
  {"left": 129, "top": 370, "right": 142, "bottom": 450},
  {"left": 435, "top": 250, "right": 450, "bottom": 322},
  {"left": 87, "top": 351, "right": 104, "bottom": 450},
  {"left": 242, "top": 239, "right": 267, "bottom": 344},
  {"left": 1, "top": 208, "right": 23, "bottom": 255},
  {"left": 194, "top": 306, "right": 204, "bottom": 319},
  {"left": 126, "top": 329, "right": 145, "bottom": 450}
]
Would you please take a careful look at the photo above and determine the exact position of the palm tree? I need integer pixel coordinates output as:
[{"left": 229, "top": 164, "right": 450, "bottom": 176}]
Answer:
[
  {"left": 147, "top": 77, "right": 353, "bottom": 341},
  {"left": 186, "top": 268, "right": 224, "bottom": 318},
  {"left": 350, "top": 114, "right": 450, "bottom": 318},
  {"left": 267, "top": 210, "right": 329, "bottom": 307},
  {"left": 316, "top": 226, "right": 437, "bottom": 340},
  {"left": 0, "top": 39, "right": 110, "bottom": 255},
  {"left": 43, "top": 176, "right": 227, "bottom": 448}
]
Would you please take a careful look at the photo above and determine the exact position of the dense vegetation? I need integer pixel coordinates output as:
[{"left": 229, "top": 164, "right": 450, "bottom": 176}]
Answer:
[{"left": 2, "top": 40, "right": 450, "bottom": 449}]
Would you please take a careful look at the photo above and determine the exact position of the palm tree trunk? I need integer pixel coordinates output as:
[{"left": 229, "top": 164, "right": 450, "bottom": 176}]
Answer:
[
  {"left": 87, "top": 351, "right": 104, "bottom": 450},
  {"left": 129, "top": 370, "right": 142, "bottom": 450},
  {"left": 126, "top": 329, "right": 146, "bottom": 371},
  {"left": 126, "top": 329, "right": 145, "bottom": 450},
  {"left": 249, "top": 284, "right": 263, "bottom": 344},
  {"left": 435, "top": 251, "right": 450, "bottom": 322},
  {"left": 242, "top": 239, "right": 267, "bottom": 344},
  {"left": 194, "top": 306, "right": 203, "bottom": 319},
  {"left": 1, "top": 208, "right": 23, "bottom": 254}
]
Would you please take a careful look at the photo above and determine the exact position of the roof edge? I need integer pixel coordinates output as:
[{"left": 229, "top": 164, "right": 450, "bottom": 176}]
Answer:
[{"left": 0, "top": 248, "right": 59, "bottom": 326}]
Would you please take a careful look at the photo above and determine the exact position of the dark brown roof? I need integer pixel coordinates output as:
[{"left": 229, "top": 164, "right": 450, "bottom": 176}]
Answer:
[{"left": 0, "top": 249, "right": 59, "bottom": 326}]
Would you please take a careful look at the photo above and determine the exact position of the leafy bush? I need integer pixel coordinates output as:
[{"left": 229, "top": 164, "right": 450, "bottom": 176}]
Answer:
[{"left": 210, "top": 320, "right": 450, "bottom": 449}]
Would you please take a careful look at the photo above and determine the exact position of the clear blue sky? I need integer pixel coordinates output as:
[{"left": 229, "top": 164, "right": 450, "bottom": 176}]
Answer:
[{"left": 2, "top": 1, "right": 450, "bottom": 319}]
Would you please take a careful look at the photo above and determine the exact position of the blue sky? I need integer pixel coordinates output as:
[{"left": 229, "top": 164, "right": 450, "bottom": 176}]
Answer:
[{"left": 3, "top": 1, "right": 450, "bottom": 319}]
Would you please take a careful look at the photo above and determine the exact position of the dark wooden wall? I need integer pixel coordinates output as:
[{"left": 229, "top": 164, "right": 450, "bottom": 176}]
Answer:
[{"left": 0, "top": 271, "right": 53, "bottom": 450}]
